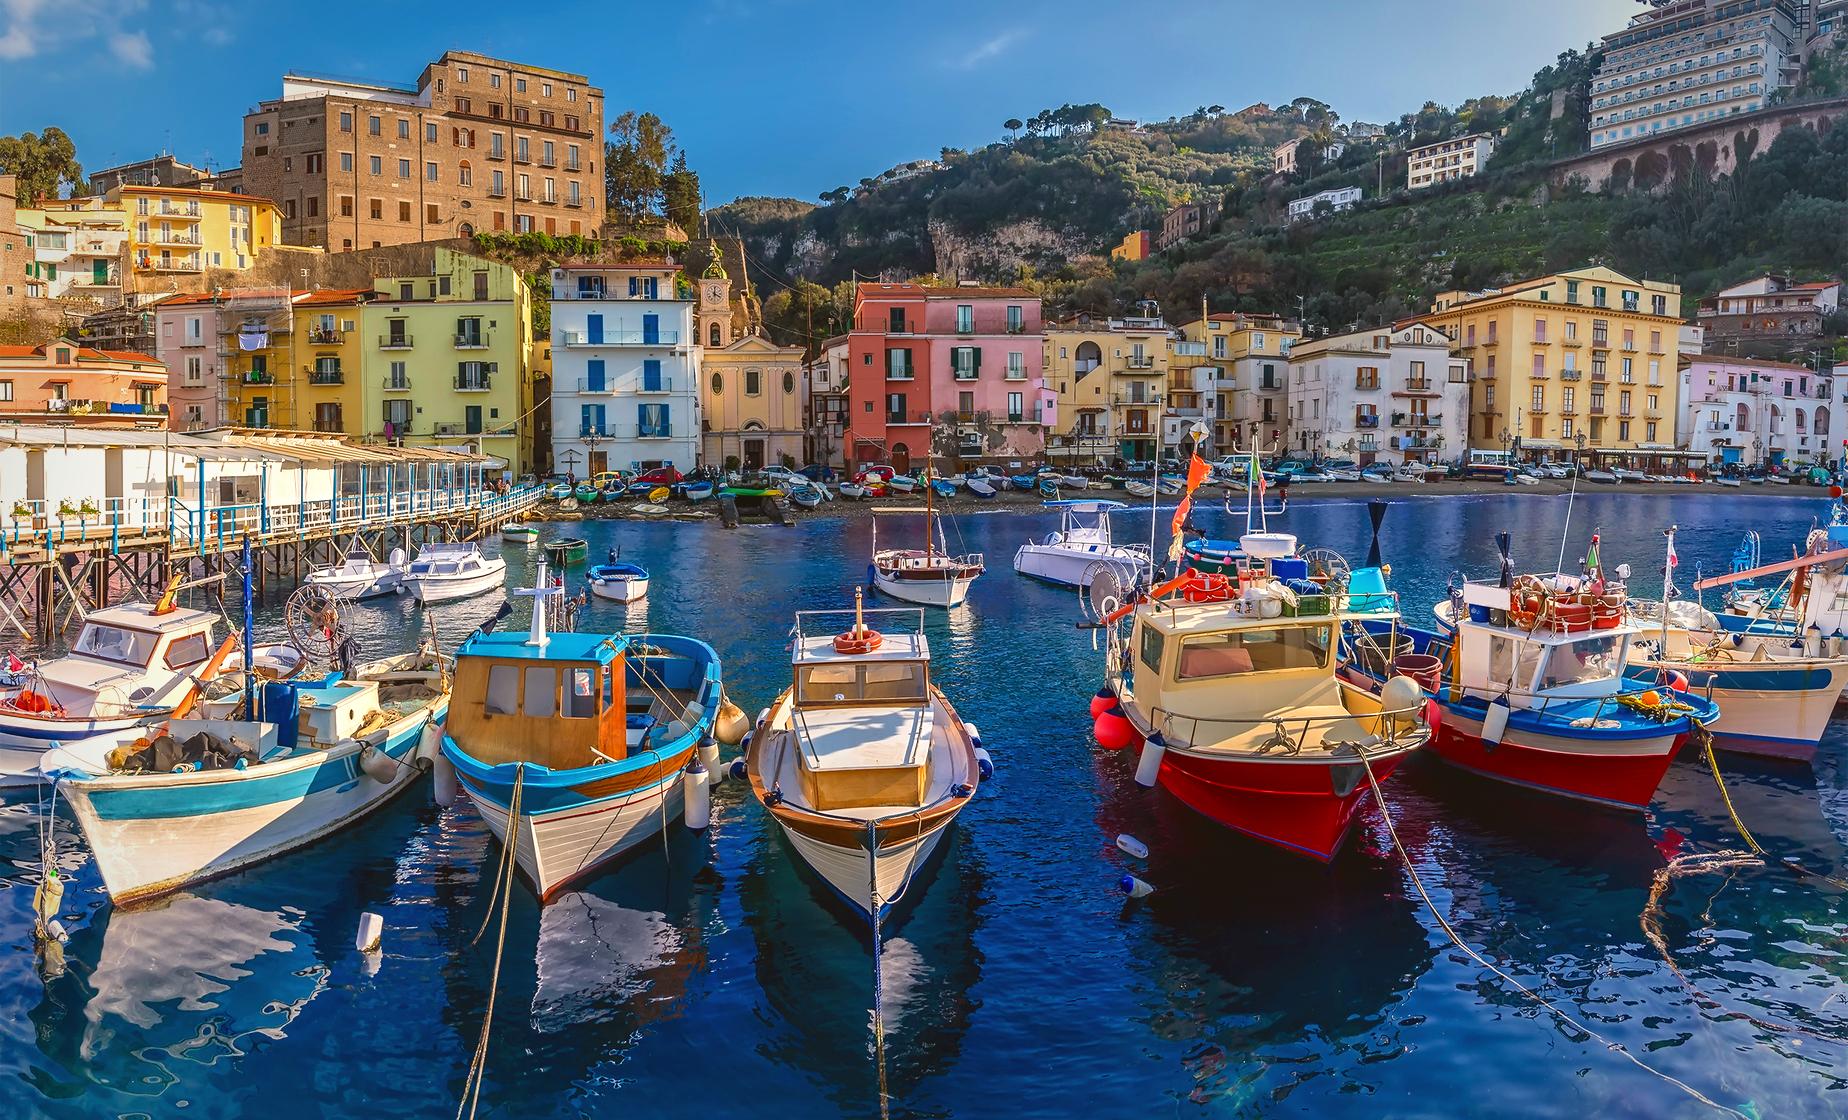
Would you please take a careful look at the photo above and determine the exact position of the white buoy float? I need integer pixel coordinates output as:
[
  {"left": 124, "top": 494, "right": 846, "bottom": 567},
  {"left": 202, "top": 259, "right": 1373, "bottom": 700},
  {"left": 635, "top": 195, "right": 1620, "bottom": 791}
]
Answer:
[
  {"left": 683, "top": 759, "right": 711, "bottom": 830},
  {"left": 416, "top": 718, "right": 443, "bottom": 765},
  {"left": 1481, "top": 697, "right": 1511, "bottom": 746},
  {"left": 974, "top": 746, "right": 995, "bottom": 781},
  {"left": 965, "top": 721, "right": 983, "bottom": 748},
  {"left": 698, "top": 739, "right": 722, "bottom": 786},
  {"left": 355, "top": 910, "right": 384, "bottom": 953},
  {"left": 1118, "top": 874, "right": 1155, "bottom": 899},
  {"left": 1115, "top": 833, "right": 1149, "bottom": 860},
  {"left": 432, "top": 751, "right": 458, "bottom": 807},
  {"left": 356, "top": 740, "right": 398, "bottom": 783},
  {"left": 1133, "top": 731, "right": 1167, "bottom": 788}
]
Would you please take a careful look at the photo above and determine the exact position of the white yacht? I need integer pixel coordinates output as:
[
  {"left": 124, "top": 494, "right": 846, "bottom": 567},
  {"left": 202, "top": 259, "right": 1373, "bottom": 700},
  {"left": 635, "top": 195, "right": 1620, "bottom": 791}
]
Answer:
[
  {"left": 1013, "top": 499, "right": 1151, "bottom": 589},
  {"left": 305, "top": 546, "right": 408, "bottom": 600},
  {"left": 402, "top": 542, "right": 508, "bottom": 604}
]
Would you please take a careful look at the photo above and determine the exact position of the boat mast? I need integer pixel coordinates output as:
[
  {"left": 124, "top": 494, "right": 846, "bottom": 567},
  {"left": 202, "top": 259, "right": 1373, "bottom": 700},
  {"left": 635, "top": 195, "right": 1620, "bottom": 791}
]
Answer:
[{"left": 925, "top": 427, "right": 936, "bottom": 561}]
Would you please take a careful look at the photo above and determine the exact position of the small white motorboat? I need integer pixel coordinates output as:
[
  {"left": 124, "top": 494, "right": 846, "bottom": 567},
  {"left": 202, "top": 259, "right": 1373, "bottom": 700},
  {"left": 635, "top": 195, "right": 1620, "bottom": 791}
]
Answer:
[
  {"left": 502, "top": 523, "right": 541, "bottom": 544},
  {"left": 305, "top": 546, "right": 407, "bottom": 600},
  {"left": 839, "top": 482, "right": 867, "bottom": 499},
  {"left": 588, "top": 550, "right": 649, "bottom": 603},
  {"left": 1585, "top": 469, "right": 1619, "bottom": 484},
  {"left": 1124, "top": 480, "right": 1155, "bottom": 499},
  {"left": 1013, "top": 499, "right": 1151, "bottom": 589},
  {"left": 403, "top": 542, "right": 508, "bottom": 604}
]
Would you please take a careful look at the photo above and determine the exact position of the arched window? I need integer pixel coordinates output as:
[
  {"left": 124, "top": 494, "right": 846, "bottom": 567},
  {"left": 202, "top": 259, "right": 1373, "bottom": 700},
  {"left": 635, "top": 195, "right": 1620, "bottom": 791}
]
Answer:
[
  {"left": 710, "top": 371, "right": 722, "bottom": 394},
  {"left": 1798, "top": 407, "right": 1808, "bottom": 432},
  {"left": 783, "top": 370, "right": 795, "bottom": 394},
  {"left": 458, "top": 159, "right": 472, "bottom": 187},
  {"left": 1817, "top": 407, "right": 1831, "bottom": 437},
  {"left": 709, "top": 322, "right": 721, "bottom": 347}
]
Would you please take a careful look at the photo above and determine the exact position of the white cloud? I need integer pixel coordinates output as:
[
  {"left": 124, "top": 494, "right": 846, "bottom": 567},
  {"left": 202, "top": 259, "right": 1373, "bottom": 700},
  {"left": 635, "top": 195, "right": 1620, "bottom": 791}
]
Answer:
[
  {"left": 0, "top": 0, "right": 148, "bottom": 62},
  {"left": 109, "top": 30, "right": 152, "bottom": 68},
  {"left": 953, "top": 27, "right": 1028, "bottom": 70}
]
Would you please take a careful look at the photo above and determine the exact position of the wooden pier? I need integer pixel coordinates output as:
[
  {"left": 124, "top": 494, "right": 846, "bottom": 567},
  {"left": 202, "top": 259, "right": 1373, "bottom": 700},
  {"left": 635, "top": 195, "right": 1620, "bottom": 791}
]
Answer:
[{"left": 0, "top": 426, "right": 542, "bottom": 646}]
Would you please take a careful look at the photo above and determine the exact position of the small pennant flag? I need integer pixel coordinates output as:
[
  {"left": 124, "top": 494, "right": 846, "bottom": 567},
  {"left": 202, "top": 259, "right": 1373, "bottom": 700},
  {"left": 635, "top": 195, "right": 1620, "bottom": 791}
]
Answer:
[
  {"left": 1586, "top": 533, "right": 1601, "bottom": 575},
  {"left": 2, "top": 653, "right": 21, "bottom": 673},
  {"left": 1167, "top": 454, "right": 1213, "bottom": 563}
]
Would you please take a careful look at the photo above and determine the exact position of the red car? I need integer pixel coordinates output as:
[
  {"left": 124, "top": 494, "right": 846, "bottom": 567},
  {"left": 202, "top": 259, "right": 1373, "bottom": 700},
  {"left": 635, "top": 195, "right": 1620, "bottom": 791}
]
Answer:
[
  {"left": 855, "top": 464, "right": 896, "bottom": 483},
  {"left": 634, "top": 466, "right": 684, "bottom": 485}
]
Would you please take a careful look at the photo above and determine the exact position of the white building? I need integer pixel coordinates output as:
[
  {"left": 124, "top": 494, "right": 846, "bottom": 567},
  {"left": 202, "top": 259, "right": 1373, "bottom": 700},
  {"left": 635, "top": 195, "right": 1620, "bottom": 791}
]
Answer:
[
  {"left": 548, "top": 263, "right": 700, "bottom": 477},
  {"left": 17, "top": 198, "right": 127, "bottom": 302},
  {"left": 1590, "top": 0, "right": 1800, "bottom": 151},
  {"left": 1406, "top": 133, "right": 1496, "bottom": 189},
  {"left": 1680, "top": 354, "right": 1833, "bottom": 468},
  {"left": 1285, "top": 321, "right": 1469, "bottom": 465},
  {"left": 1287, "top": 187, "right": 1362, "bottom": 223},
  {"left": 1273, "top": 137, "right": 1345, "bottom": 175}
]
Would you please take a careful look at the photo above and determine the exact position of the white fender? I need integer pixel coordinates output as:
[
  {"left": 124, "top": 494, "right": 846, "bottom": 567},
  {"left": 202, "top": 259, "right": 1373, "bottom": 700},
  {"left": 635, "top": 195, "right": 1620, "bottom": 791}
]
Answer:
[
  {"left": 355, "top": 911, "right": 384, "bottom": 953},
  {"left": 416, "top": 719, "right": 443, "bottom": 764},
  {"left": 698, "top": 739, "right": 722, "bottom": 786},
  {"left": 683, "top": 760, "right": 711, "bottom": 830},
  {"left": 1481, "top": 697, "right": 1511, "bottom": 746},
  {"left": 355, "top": 740, "right": 398, "bottom": 783},
  {"left": 1133, "top": 731, "right": 1167, "bottom": 788},
  {"left": 433, "top": 751, "right": 458, "bottom": 807}
]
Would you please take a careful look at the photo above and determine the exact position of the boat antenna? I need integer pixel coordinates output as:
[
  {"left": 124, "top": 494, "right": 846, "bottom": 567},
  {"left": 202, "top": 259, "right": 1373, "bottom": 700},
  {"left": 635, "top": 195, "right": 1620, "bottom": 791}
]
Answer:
[
  {"left": 1148, "top": 392, "right": 1162, "bottom": 580},
  {"left": 514, "top": 559, "right": 562, "bottom": 648},
  {"left": 1556, "top": 441, "right": 1584, "bottom": 575}
]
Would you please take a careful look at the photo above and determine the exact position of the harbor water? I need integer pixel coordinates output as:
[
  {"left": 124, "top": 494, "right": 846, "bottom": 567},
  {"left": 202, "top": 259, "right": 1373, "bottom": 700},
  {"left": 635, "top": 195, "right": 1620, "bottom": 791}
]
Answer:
[{"left": 6, "top": 491, "right": 1848, "bottom": 1118}]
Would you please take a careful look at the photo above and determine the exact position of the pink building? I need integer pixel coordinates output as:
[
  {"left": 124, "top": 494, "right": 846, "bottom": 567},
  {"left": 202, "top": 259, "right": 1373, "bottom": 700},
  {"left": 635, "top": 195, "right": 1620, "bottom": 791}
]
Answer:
[
  {"left": 1679, "top": 354, "right": 1833, "bottom": 467},
  {"left": 846, "top": 283, "right": 1054, "bottom": 471}
]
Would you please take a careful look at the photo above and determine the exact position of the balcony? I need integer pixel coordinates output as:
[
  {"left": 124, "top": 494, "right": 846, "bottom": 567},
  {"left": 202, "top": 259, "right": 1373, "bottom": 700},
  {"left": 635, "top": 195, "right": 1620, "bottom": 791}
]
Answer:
[
  {"left": 887, "top": 410, "right": 933, "bottom": 426},
  {"left": 487, "top": 149, "right": 506, "bottom": 161},
  {"left": 1561, "top": 336, "right": 1583, "bottom": 348},
  {"left": 239, "top": 370, "right": 275, "bottom": 386},
  {"left": 379, "top": 333, "right": 414, "bottom": 349},
  {"left": 885, "top": 368, "right": 915, "bottom": 381},
  {"left": 454, "top": 331, "right": 491, "bottom": 349},
  {"left": 565, "top": 159, "right": 583, "bottom": 172},
  {"left": 488, "top": 187, "right": 507, "bottom": 198},
  {"left": 1125, "top": 355, "right": 1155, "bottom": 370},
  {"left": 1479, "top": 335, "right": 1500, "bottom": 348},
  {"left": 578, "top": 425, "right": 610, "bottom": 438},
  {"left": 1356, "top": 414, "right": 1380, "bottom": 428},
  {"left": 155, "top": 202, "right": 201, "bottom": 218},
  {"left": 514, "top": 152, "right": 533, "bottom": 165},
  {"left": 308, "top": 327, "right": 344, "bottom": 345},
  {"left": 559, "top": 329, "right": 682, "bottom": 346},
  {"left": 454, "top": 375, "right": 492, "bottom": 392},
  {"left": 1591, "top": 370, "right": 1608, "bottom": 382},
  {"left": 1590, "top": 404, "right": 1607, "bottom": 415},
  {"left": 152, "top": 231, "right": 203, "bottom": 247},
  {"left": 381, "top": 376, "right": 412, "bottom": 392},
  {"left": 1591, "top": 334, "right": 1610, "bottom": 348},
  {"left": 565, "top": 198, "right": 583, "bottom": 208},
  {"left": 1004, "top": 407, "right": 1046, "bottom": 423},
  {"left": 576, "top": 377, "right": 613, "bottom": 393},
  {"left": 1391, "top": 412, "right": 1440, "bottom": 427},
  {"left": 434, "top": 422, "right": 482, "bottom": 437},
  {"left": 305, "top": 365, "right": 344, "bottom": 385},
  {"left": 953, "top": 369, "right": 978, "bottom": 382},
  {"left": 514, "top": 191, "right": 533, "bottom": 202},
  {"left": 539, "top": 157, "right": 557, "bottom": 169},
  {"left": 636, "top": 425, "right": 674, "bottom": 440},
  {"left": 636, "top": 378, "right": 675, "bottom": 394},
  {"left": 1561, "top": 370, "right": 1582, "bottom": 380}
]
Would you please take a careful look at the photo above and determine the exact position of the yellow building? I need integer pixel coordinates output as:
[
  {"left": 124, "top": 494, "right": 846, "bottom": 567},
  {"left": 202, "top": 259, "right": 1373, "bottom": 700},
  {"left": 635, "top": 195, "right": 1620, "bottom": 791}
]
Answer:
[
  {"left": 1425, "top": 265, "right": 1687, "bottom": 465},
  {"left": 216, "top": 288, "right": 372, "bottom": 432},
  {"left": 696, "top": 262, "right": 806, "bottom": 469},
  {"left": 1044, "top": 313, "right": 1171, "bottom": 464},
  {"left": 1108, "top": 231, "right": 1150, "bottom": 262},
  {"left": 360, "top": 249, "right": 535, "bottom": 473},
  {"left": 1177, "top": 313, "right": 1301, "bottom": 454},
  {"left": 108, "top": 184, "right": 281, "bottom": 277}
]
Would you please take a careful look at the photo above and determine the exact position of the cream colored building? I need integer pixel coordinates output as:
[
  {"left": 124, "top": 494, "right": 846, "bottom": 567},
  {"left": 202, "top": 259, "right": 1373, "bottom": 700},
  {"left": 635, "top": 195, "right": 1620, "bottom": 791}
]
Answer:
[
  {"left": 1044, "top": 312, "right": 1171, "bottom": 464},
  {"left": 1406, "top": 133, "right": 1496, "bottom": 190},
  {"left": 1177, "top": 313, "right": 1301, "bottom": 454},
  {"left": 1425, "top": 265, "right": 1691, "bottom": 467}
]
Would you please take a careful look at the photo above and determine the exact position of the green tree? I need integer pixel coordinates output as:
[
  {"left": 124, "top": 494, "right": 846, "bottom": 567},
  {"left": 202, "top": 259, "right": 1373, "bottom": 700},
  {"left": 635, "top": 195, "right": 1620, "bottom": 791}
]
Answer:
[
  {"left": 605, "top": 111, "right": 675, "bottom": 221},
  {"left": 661, "top": 151, "right": 701, "bottom": 232},
  {"left": 1004, "top": 118, "right": 1023, "bottom": 139},
  {"left": 0, "top": 128, "right": 84, "bottom": 206}
]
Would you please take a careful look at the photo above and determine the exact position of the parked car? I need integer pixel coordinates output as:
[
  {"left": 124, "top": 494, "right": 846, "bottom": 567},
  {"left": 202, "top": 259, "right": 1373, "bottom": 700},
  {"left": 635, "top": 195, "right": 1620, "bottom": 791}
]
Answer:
[{"left": 634, "top": 465, "right": 684, "bottom": 486}]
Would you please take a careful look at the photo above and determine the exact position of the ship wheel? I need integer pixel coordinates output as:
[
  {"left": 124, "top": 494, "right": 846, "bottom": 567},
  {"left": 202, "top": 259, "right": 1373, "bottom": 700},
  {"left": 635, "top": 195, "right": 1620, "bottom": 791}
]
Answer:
[
  {"left": 1301, "top": 547, "right": 1351, "bottom": 587},
  {"left": 284, "top": 583, "right": 353, "bottom": 666}
]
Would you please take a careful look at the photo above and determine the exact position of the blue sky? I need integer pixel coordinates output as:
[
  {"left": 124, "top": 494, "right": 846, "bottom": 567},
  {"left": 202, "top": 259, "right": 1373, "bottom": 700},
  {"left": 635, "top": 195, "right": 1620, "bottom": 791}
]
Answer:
[{"left": 1, "top": 0, "right": 1620, "bottom": 205}]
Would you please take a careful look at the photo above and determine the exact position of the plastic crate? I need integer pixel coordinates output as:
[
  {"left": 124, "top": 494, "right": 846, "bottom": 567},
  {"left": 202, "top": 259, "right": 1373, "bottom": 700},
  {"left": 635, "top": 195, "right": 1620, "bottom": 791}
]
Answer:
[{"left": 1286, "top": 593, "right": 1331, "bottom": 617}]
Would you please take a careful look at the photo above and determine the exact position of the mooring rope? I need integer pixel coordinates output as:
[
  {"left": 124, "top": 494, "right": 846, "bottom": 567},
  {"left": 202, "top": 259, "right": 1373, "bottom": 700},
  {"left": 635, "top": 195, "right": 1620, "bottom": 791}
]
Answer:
[
  {"left": 457, "top": 765, "right": 522, "bottom": 1120},
  {"left": 1349, "top": 743, "right": 1750, "bottom": 1118}
]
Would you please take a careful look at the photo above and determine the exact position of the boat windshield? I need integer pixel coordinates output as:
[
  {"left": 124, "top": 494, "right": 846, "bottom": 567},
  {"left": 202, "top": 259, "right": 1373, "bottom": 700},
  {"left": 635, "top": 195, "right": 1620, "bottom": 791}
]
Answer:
[
  {"left": 797, "top": 660, "right": 927, "bottom": 705},
  {"left": 72, "top": 622, "right": 158, "bottom": 667},
  {"left": 1536, "top": 635, "right": 1624, "bottom": 689},
  {"left": 1175, "top": 624, "right": 1331, "bottom": 679}
]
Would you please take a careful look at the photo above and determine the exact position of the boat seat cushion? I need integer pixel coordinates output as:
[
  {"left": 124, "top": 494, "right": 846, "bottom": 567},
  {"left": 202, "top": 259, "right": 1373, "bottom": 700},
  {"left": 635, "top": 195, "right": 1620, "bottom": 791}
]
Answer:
[{"left": 1179, "top": 646, "right": 1255, "bottom": 677}]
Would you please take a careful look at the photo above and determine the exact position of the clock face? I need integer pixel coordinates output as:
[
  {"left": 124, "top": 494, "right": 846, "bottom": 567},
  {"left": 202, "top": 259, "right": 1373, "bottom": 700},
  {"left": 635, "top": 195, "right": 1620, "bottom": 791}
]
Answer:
[{"left": 705, "top": 283, "right": 723, "bottom": 302}]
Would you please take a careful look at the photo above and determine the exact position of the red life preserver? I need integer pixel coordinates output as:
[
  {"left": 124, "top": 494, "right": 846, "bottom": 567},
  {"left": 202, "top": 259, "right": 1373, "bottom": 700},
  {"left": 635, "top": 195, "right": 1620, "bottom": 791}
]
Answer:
[{"left": 834, "top": 629, "right": 884, "bottom": 654}]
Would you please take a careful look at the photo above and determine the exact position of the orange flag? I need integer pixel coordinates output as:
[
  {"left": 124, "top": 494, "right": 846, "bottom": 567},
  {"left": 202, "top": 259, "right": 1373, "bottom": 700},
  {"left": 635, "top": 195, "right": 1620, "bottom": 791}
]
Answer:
[{"left": 1167, "top": 453, "right": 1212, "bottom": 562}]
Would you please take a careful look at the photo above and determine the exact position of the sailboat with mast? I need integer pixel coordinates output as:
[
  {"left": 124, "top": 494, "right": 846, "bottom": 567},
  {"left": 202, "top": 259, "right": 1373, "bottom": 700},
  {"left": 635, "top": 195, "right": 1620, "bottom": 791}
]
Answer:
[{"left": 869, "top": 441, "right": 983, "bottom": 608}]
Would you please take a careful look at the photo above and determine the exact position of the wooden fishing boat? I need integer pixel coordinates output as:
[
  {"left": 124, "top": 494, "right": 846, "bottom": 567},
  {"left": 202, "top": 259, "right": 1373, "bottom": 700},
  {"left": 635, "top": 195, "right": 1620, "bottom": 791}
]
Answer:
[
  {"left": 870, "top": 498, "right": 983, "bottom": 608},
  {"left": 838, "top": 482, "right": 867, "bottom": 499},
  {"left": 789, "top": 486, "right": 824, "bottom": 510},
  {"left": 1009, "top": 474, "right": 1037, "bottom": 491},
  {"left": 544, "top": 537, "right": 589, "bottom": 567},
  {"left": 744, "top": 595, "right": 979, "bottom": 921},
  {"left": 1123, "top": 479, "right": 1155, "bottom": 499},
  {"left": 305, "top": 545, "right": 407, "bottom": 600},
  {"left": 404, "top": 542, "right": 508, "bottom": 604},
  {"left": 968, "top": 478, "right": 997, "bottom": 498},
  {"left": 632, "top": 503, "right": 669, "bottom": 516},
  {"left": 441, "top": 569, "right": 723, "bottom": 900},
  {"left": 49, "top": 647, "right": 449, "bottom": 906},
  {"left": 587, "top": 550, "right": 649, "bottom": 603},
  {"left": 575, "top": 484, "right": 603, "bottom": 504},
  {"left": 1013, "top": 499, "right": 1150, "bottom": 589},
  {"left": 0, "top": 580, "right": 237, "bottom": 784},
  {"left": 548, "top": 483, "right": 574, "bottom": 501},
  {"left": 1096, "top": 529, "right": 1432, "bottom": 861},
  {"left": 931, "top": 480, "right": 957, "bottom": 500},
  {"left": 502, "top": 523, "right": 541, "bottom": 544},
  {"left": 888, "top": 475, "right": 918, "bottom": 494},
  {"left": 680, "top": 479, "right": 716, "bottom": 501},
  {"left": 648, "top": 486, "right": 671, "bottom": 503},
  {"left": 1037, "top": 478, "right": 1060, "bottom": 498}
]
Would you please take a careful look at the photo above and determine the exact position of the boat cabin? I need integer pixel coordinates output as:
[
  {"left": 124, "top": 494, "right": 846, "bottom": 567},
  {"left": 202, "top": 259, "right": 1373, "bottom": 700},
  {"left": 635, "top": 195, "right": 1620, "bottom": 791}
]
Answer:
[
  {"left": 787, "top": 614, "right": 934, "bottom": 812},
  {"left": 1045, "top": 499, "right": 1128, "bottom": 547},
  {"left": 1453, "top": 580, "right": 1642, "bottom": 708},
  {"left": 68, "top": 604, "right": 218, "bottom": 673},
  {"left": 447, "top": 631, "right": 633, "bottom": 770},
  {"left": 407, "top": 542, "right": 487, "bottom": 578},
  {"left": 1130, "top": 606, "right": 1342, "bottom": 726}
]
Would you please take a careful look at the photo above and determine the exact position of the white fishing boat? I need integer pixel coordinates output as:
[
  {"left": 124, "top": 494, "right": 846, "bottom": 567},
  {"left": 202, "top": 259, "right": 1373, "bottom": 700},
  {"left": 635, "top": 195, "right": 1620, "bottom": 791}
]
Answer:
[
  {"left": 403, "top": 541, "right": 507, "bottom": 604},
  {"left": 502, "top": 523, "right": 541, "bottom": 544},
  {"left": 588, "top": 549, "right": 649, "bottom": 603},
  {"left": 870, "top": 501, "right": 983, "bottom": 608},
  {"left": 1124, "top": 479, "right": 1155, "bottom": 499},
  {"left": 48, "top": 646, "right": 449, "bottom": 905},
  {"left": 0, "top": 587, "right": 235, "bottom": 785},
  {"left": 744, "top": 595, "right": 980, "bottom": 921},
  {"left": 441, "top": 568, "right": 723, "bottom": 900},
  {"left": 305, "top": 546, "right": 408, "bottom": 600},
  {"left": 1013, "top": 499, "right": 1152, "bottom": 589}
]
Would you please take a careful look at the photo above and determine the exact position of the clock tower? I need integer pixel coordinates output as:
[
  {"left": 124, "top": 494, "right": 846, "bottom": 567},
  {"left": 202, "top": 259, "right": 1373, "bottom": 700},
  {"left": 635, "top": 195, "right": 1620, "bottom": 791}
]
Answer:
[{"left": 697, "top": 247, "right": 733, "bottom": 350}]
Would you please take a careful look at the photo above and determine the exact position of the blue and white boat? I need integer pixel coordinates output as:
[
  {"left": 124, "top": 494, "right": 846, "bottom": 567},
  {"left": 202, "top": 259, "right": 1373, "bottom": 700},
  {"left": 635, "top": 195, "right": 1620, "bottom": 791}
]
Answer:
[
  {"left": 587, "top": 549, "right": 649, "bottom": 604},
  {"left": 679, "top": 479, "right": 716, "bottom": 502},
  {"left": 1013, "top": 500, "right": 1150, "bottom": 589},
  {"left": 49, "top": 646, "right": 450, "bottom": 906},
  {"left": 441, "top": 567, "right": 722, "bottom": 900}
]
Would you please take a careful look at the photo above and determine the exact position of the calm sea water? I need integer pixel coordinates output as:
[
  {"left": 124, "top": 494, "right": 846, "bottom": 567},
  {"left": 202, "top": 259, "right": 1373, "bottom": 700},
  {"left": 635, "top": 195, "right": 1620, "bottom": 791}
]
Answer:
[{"left": 5, "top": 491, "right": 1848, "bottom": 1119}]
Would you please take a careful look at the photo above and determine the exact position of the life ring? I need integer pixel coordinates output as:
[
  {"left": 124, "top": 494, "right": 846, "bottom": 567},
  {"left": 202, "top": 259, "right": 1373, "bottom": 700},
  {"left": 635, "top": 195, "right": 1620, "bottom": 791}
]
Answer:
[
  {"left": 1182, "top": 573, "right": 1235, "bottom": 603},
  {"left": 834, "top": 629, "right": 883, "bottom": 654}
]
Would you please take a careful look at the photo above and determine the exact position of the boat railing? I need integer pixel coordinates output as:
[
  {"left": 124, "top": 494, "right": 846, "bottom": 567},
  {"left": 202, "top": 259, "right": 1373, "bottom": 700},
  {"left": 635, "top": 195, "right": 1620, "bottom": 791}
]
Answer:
[
  {"left": 1145, "top": 683, "right": 1431, "bottom": 757},
  {"left": 792, "top": 606, "right": 927, "bottom": 646}
]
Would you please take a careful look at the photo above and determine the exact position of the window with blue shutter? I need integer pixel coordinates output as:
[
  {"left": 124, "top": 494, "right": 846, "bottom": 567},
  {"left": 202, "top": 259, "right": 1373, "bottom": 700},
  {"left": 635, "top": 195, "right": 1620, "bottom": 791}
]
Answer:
[
  {"left": 586, "top": 359, "right": 605, "bottom": 392},
  {"left": 643, "top": 358, "right": 662, "bottom": 391}
]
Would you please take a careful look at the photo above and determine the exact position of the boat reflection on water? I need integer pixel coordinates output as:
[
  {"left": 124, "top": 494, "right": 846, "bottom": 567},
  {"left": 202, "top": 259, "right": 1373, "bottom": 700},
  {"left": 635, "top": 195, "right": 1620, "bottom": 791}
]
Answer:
[
  {"left": 530, "top": 887, "right": 704, "bottom": 1036},
  {"left": 739, "top": 827, "right": 986, "bottom": 1110},
  {"left": 30, "top": 890, "right": 325, "bottom": 1100},
  {"left": 1091, "top": 748, "right": 1431, "bottom": 1105}
]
